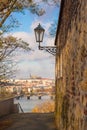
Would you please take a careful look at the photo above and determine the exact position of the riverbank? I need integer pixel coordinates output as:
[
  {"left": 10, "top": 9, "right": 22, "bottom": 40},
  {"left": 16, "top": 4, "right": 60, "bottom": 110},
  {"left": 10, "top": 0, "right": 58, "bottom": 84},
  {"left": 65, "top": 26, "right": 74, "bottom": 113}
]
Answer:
[
  {"left": 14, "top": 95, "right": 54, "bottom": 113},
  {"left": 0, "top": 112, "right": 57, "bottom": 130}
]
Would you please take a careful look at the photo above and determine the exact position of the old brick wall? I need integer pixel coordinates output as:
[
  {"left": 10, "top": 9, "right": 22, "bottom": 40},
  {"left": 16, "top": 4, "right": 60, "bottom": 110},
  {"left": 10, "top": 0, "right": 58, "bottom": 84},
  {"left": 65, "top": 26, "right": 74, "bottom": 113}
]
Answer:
[{"left": 55, "top": 0, "right": 87, "bottom": 130}]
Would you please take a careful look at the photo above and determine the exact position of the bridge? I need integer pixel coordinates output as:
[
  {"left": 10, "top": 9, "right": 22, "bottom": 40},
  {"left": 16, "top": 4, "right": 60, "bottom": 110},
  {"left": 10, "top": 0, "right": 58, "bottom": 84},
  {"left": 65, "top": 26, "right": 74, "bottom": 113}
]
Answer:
[
  {"left": 15, "top": 93, "right": 55, "bottom": 100},
  {"left": 26, "top": 92, "right": 55, "bottom": 100}
]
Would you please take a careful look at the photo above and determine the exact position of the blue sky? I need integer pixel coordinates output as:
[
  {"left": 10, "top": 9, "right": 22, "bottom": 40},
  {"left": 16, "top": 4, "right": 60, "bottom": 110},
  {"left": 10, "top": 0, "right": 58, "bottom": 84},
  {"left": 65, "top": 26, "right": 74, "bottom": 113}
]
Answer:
[{"left": 5, "top": 2, "right": 60, "bottom": 79}]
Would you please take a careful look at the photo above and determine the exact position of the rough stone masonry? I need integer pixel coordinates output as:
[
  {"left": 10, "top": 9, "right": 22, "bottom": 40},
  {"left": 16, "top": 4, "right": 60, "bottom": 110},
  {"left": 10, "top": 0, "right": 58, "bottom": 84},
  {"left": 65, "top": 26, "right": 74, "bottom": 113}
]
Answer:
[{"left": 55, "top": 0, "right": 87, "bottom": 130}]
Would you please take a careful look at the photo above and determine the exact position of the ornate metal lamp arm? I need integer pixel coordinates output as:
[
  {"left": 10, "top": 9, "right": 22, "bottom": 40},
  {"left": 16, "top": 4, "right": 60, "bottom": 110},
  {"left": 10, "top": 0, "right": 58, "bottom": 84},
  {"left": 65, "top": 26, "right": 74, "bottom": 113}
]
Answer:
[
  {"left": 39, "top": 45, "right": 58, "bottom": 56},
  {"left": 34, "top": 24, "right": 59, "bottom": 56}
]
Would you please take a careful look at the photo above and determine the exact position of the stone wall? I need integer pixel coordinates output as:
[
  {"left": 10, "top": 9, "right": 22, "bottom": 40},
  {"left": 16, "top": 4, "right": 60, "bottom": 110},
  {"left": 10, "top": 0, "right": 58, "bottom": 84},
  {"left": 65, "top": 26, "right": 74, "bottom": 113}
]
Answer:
[
  {"left": 0, "top": 98, "right": 19, "bottom": 117},
  {"left": 55, "top": 0, "right": 87, "bottom": 130}
]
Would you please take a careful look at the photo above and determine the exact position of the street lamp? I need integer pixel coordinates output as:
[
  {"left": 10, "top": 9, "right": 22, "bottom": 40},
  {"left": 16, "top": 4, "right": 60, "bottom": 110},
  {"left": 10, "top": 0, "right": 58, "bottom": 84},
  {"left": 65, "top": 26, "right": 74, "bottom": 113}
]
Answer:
[{"left": 34, "top": 23, "right": 58, "bottom": 56}]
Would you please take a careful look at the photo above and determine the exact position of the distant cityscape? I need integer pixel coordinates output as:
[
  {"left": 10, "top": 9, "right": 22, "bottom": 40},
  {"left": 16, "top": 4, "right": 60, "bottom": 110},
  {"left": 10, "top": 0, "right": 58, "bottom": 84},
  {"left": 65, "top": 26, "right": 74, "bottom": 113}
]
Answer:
[{"left": 0, "top": 76, "right": 55, "bottom": 96}]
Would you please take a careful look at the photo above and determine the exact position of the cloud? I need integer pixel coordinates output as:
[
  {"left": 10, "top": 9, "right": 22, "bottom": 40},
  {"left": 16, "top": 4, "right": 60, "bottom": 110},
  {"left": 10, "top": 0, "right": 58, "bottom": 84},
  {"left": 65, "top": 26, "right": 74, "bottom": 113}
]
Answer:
[
  {"left": 11, "top": 19, "right": 55, "bottom": 62},
  {"left": 12, "top": 31, "right": 36, "bottom": 48},
  {"left": 15, "top": 58, "right": 55, "bottom": 79},
  {"left": 11, "top": 31, "right": 54, "bottom": 62},
  {"left": 8, "top": 20, "right": 55, "bottom": 79},
  {"left": 31, "top": 20, "right": 53, "bottom": 38}
]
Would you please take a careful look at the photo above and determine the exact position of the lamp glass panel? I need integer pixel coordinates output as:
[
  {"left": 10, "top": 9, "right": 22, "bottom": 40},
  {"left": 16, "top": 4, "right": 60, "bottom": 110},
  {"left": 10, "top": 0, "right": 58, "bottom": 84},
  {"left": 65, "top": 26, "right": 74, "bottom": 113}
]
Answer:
[
  {"left": 35, "top": 31, "right": 39, "bottom": 42},
  {"left": 40, "top": 31, "right": 44, "bottom": 42},
  {"left": 35, "top": 30, "right": 44, "bottom": 42}
]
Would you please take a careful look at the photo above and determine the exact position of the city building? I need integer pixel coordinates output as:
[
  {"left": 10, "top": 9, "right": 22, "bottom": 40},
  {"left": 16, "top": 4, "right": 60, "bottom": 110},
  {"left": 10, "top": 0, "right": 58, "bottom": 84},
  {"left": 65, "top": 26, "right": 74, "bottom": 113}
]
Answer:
[{"left": 2, "top": 77, "right": 55, "bottom": 95}]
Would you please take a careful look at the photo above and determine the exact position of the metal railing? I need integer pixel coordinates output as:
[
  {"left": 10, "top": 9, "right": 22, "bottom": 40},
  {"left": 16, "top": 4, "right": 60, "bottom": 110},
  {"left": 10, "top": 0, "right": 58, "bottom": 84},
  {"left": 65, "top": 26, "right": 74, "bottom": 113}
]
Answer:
[{"left": 18, "top": 103, "right": 24, "bottom": 113}]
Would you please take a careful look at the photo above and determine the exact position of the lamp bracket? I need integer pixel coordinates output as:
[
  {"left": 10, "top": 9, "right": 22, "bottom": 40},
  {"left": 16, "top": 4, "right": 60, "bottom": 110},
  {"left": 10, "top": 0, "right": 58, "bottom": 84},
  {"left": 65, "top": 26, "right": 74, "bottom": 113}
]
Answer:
[{"left": 39, "top": 46, "right": 58, "bottom": 56}]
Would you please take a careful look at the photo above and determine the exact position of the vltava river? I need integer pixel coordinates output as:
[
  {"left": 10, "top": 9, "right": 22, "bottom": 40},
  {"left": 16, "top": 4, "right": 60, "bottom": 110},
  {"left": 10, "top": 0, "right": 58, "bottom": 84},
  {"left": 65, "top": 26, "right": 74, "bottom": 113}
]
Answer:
[{"left": 14, "top": 95, "right": 53, "bottom": 113}]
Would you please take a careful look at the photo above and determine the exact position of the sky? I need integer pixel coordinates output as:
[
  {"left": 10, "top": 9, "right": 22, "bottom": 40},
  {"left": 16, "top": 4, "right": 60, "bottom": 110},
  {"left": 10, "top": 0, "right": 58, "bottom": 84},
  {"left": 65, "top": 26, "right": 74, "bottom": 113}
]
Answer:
[{"left": 5, "top": 1, "right": 60, "bottom": 79}]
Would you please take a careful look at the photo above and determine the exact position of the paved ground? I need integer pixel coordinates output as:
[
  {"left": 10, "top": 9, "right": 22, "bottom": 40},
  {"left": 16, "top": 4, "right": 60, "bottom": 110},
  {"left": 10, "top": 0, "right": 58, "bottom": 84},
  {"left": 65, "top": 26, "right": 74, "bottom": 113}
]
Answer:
[{"left": 0, "top": 113, "right": 57, "bottom": 130}]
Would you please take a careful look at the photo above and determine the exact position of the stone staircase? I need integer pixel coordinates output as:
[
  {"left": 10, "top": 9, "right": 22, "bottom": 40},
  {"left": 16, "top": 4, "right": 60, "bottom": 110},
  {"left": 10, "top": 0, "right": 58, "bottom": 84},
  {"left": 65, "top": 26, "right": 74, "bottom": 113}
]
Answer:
[{"left": 0, "top": 113, "right": 57, "bottom": 130}]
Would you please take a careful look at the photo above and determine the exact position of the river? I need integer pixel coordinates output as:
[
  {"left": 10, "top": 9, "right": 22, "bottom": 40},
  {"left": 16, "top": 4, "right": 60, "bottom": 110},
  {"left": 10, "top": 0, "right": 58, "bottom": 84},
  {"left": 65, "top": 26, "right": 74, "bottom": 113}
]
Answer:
[{"left": 14, "top": 95, "right": 54, "bottom": 113}]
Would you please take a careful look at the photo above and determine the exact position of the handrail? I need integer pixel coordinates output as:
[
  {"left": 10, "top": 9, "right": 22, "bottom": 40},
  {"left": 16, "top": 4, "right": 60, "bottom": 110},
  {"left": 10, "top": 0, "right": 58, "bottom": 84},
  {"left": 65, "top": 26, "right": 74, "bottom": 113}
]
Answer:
[{"left": 18, "top": 103, "right": 24, "bottom": 113}]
